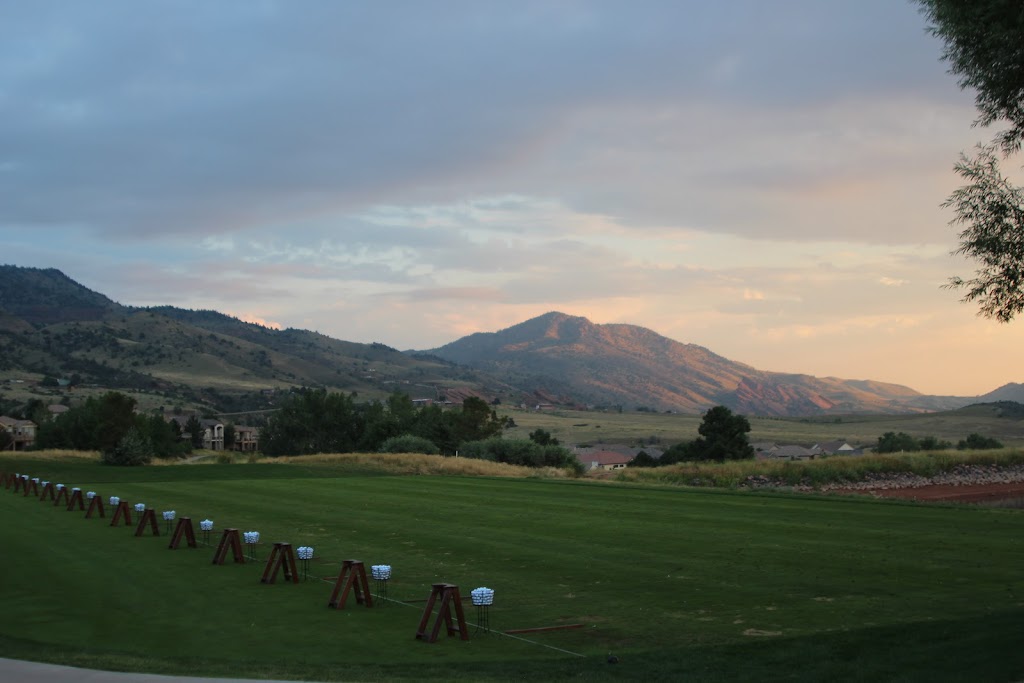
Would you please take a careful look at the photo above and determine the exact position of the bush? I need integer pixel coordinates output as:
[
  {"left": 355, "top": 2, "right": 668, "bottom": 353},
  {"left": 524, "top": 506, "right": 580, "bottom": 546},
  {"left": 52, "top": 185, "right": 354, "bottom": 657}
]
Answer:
[
  {"left": 958, "top": 433, "right": 1004, "bottom": 450},
  {"left": 380, "top": 434, "right": 439, "bottom": 455},
  {"left": 459, "top": 437, "right": 583, "bottom": 474},
  {"left": 102, "top": 428, "right": 153, "bottom": 466}
]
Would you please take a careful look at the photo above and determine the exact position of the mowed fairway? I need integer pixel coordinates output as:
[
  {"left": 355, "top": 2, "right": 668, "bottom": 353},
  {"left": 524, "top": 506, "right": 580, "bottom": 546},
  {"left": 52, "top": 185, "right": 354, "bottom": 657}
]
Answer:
[{"left": 1, "top": 459, "right": 1023, "bottom": 682}]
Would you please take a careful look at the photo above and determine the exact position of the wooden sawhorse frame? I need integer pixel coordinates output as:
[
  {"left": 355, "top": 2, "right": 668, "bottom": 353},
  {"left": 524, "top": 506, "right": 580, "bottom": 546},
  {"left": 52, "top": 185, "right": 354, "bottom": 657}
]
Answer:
[
  {"left": 261, "top": 542, "right": 299, "bottom": 584},
  {"left": 212, "top": 528, "right": 246, "bottom": 564},
  {"left": 110, "top": 501, "right": 133, "bottom": 527},
  {"left": 86, "top": 494, "right": 105, "bottom": 518},
  {"left": 327, "top": 560, "right": 373, "bottom": 609},
  {"left": 67, "top": 488, "right": 85, "bottom": 511},
  {"left": 415, "top": 583, "right": 469, "bottom": 643},
  {"left": 54, "top": 485, "right": 70, "bottom": 507},
  {"left": 168, "top": 517, "right": 197, "bottom": 549},
  {"left": 135, "top": 508, "right": 160, "bottom": 536}
]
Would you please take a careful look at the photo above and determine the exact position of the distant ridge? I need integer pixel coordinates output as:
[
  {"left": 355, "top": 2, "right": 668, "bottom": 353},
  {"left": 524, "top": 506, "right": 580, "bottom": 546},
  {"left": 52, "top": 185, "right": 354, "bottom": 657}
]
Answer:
[
  {"left": 422, "top": 312, "right": 973, "bottom": 416},
  {"left": 0, "top": 265, "right": 1012, "bottom": 416}
]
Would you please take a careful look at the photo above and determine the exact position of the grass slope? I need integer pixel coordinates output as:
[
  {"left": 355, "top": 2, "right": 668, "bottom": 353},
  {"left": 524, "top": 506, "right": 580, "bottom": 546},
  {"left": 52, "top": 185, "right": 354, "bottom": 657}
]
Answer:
[{"left": 1, "top": 455, "right": 1023, "bottom": 681}]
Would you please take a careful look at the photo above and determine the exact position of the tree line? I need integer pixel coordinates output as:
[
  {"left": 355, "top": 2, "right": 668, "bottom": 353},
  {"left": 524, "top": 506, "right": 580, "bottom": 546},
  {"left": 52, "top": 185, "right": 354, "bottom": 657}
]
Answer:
[
  {"left": 259, "top": 389, "right": 583, "bottom": 473},
  {"left": 33, "top": 392, "right": 193, "bottom": 465},
  {"left": 875, "top": 431, "right": 1004, "bottom": 453}
]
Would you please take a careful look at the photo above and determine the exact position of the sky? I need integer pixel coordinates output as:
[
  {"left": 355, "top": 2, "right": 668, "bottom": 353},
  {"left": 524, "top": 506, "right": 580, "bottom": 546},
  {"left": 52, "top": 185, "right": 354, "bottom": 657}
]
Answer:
[{"left": 2, "top": 1, "right": 1022, "bottom": 397}]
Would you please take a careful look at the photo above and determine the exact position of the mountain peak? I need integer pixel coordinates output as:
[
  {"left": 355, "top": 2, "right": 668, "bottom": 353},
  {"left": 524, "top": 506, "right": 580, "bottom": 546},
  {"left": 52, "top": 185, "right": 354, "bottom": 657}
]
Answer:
[{"left": 424, "top": 312, "right": 964, "bottom": 416}]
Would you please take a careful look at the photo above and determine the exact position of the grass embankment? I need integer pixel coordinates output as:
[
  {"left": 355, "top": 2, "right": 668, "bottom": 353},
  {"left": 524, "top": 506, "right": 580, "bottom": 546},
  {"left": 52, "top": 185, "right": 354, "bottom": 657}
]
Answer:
[
  {"left": 616, "top": 449, "right": 1024, "bottom": 488},
  {"left": 1, "top": 452, "right": 1023, "bottom": 681}
]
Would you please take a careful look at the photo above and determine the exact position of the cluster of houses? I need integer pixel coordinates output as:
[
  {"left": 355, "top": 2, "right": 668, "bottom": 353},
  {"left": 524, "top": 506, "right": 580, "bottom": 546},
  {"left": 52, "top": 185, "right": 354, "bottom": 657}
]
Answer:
[{"left": 0, "top": 407, "right": 259, "bottom": 453}]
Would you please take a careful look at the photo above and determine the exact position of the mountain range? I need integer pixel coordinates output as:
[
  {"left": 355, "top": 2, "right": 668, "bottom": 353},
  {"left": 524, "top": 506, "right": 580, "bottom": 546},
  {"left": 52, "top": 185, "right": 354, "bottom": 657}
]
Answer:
[
  {"left": 421, "top": 312, "right": 1004, "bottom": 415},
  {"left": 0, "top": 265, "right": 1019, "bottom": 416}
]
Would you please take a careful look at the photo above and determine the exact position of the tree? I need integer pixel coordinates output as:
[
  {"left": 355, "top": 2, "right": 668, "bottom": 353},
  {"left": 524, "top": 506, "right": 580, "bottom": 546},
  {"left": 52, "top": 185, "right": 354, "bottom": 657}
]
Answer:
[
  {"left": 916, "top": 0, "right": 1024, "bottom": 155},
  {"left": 957, "top": 432, "right": 1004, "bottom": 450},
  {"left": 184, "top": 415, "right": 205, "bottom": 450},
  {"left": 35, "top": 391, "right": 139, "bottom": 452},
  {"left": 918, "top": 435, "right": 953, "bottom": 451},
  {"left": 102, "top": 427, "right": 152, "bottom": 466},
  {"left": 259, "top": 389, "right": 362, "bottom": 456},
  {"left": 449, "top": 397, "right": 506, "bottom": 449},
  {"left": 916, "top": 1, "right": 1024, "bottom": 320},
  {"left": 689, "top": 405, "right": 754, "bottom": 461},
  {"left": 876, "top": 431, "right": 921, "bottom": 453},
  {"left": 223, "top": 422, "right": 236, "bottom": 451},
  {"left": 528, "top": 428, "right": 559, "bottom": 446},
  {"left": 630, "top": 450, "right": 659, "bottom": 467}
]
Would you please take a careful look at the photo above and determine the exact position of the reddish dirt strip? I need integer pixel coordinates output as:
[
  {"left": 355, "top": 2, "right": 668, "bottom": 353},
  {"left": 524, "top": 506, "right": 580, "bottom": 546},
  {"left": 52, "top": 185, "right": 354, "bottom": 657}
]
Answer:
[{"left": 838, "top": 481, "right": 1024, "bottom": 503}]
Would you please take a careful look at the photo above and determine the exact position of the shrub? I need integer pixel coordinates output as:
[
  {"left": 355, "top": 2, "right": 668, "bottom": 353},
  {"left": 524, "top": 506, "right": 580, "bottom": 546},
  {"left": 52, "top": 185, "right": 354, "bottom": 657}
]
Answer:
[
  {"left": 102, "top": 428, "right": 153, "bottom": 466},
  {"left": 380, "top": 434, "right": 439, "bottom": 455},
  {"left": 459, "top": 437, "right": 583, "bottom": 474},
  {"left": 958, "top": 433, "right": 1004, "bottom": 450}
]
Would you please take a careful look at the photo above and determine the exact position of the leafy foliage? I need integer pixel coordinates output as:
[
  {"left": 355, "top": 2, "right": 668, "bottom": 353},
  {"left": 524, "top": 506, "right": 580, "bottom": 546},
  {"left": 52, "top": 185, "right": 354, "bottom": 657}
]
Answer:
[
  {"left": 34, "top": 391, "right": 189, "bottom": 459},
  {"left": 916, "top": 1, "right": 1024, "bottom": 321},
  {"left": 184, "top": 415, "right": 205, "bottom": 449},
  {"left": 458, "top": 437, "right": 583, "bottom": 474},
  {"left": 916, "top": 0, "right": 1024, "bottom": 155},
  {"left": 259, "top": 390, "right": 511, "bottom": 458},
  {"left": 527, "top": 428, "right": 559, "bottom": 446},
  {"left": 656, "top": 406, "right": 754, "bottom": 464},
  {"left": 630, "top": 450, "right": 659, "bottom": 467},
  {"left": 101, "top": 427, "right": 153, "bottom": 466},
  {"left": 943, "top": 145, "right": 1024, "bottom": 321},
  {"left": 379, "top": 434, "right": 439, "bottom": 455},
  {"left": 958, "top": 432, "right": 1004, "bottom": 450},
  {"left": 876, "top": 430, "right": 997, "bottom": 453},
  {"left": 685, "top": 405, "right": 755, "bottom": 462}
]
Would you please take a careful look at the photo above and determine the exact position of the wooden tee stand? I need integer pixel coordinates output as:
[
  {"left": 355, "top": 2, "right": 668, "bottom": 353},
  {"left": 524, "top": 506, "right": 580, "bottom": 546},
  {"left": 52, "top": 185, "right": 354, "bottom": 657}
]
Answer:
[
  {"left": 24, "top": 479, "right": 39, "bottom": 496},
  {"left": 110, "top": 501, "right": 133, "bottom": 527},
  {"left": 415, "top": 583, "right": 469, "bottom": 643},
  {"left": 327, "top": 560, "right": 373, "bottom": 609},
  {"left": 135, "top": 508, "right": 160, "bottom": 536},
  {"left": 38, "top": 482, "right": 54, "bottom": 501},
  {"left": 86, "top": 495, "right": 105, "bottom": 518},
  {"left": 168, "top": 517, "right": 197, "bottom": 549},
  {"left": 261, "top": 542, "right": 299, "bottom": 584},
  {"left": 1, "top": 472, "right": 12, "bottom": 490},
  {"left": 212, "top": 528, "right": 246, "bottom": 564},
  {"left": 54, "top": 486, "right": 70, "bottom": 507},
  {"left": 12, "top": 476, "right": 24, "bottom": 493},
  {"left": 67, "top": 489, "right": 85, "bottom": 511}
]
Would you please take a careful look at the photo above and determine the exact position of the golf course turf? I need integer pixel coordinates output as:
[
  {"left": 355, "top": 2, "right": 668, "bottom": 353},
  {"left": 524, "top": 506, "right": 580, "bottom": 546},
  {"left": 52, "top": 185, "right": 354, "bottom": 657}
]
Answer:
[{"left": 1, "top": 456, "right": 1023, "bottom": 681}]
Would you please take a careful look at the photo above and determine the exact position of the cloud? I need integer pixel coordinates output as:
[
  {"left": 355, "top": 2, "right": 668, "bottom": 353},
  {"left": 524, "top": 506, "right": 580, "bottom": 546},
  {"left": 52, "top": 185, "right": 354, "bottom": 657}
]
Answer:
[
  {"left": 879, "top": 277, "right": 908, "bottom": 287},
  {"left": 230, "top": 313, "right": 283, "bottom": 330},
  {"left": 2, "top": 1, "right": 1022, "bottom": 396}
]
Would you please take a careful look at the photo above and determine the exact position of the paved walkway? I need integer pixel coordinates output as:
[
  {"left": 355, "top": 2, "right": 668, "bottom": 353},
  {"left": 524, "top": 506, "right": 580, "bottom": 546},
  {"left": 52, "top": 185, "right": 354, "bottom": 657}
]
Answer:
[{"left": 0, "top": 658, "right": 320, "bottom": 683}]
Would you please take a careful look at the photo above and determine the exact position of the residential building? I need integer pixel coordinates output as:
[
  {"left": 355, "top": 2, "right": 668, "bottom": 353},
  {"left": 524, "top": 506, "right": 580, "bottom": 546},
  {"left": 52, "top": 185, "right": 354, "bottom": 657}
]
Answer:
[
  {"left": 233, "top": 425, "right": 260, "bottom": 452},
  {"left": 0, "top": 416, "right": 37, "bottom": 451}
]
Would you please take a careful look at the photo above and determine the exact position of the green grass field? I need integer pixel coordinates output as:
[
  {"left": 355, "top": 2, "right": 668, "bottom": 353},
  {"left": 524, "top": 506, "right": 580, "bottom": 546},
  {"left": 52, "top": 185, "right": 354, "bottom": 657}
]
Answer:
[
  {"left": 501, "top": 405, "right": 1024, "bottom": 449},
  {"left": 2, "top": 454, "right": 1023, "bottom": 681}
]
